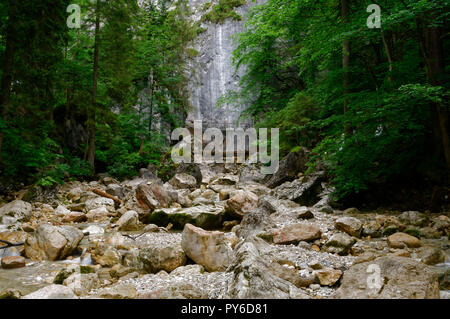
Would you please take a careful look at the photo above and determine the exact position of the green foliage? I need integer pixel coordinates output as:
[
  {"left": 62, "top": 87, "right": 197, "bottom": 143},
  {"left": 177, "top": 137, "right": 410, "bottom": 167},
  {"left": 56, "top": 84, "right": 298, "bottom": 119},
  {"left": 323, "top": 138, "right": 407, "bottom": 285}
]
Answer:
[
  {"left": 231, "top": 0, "right": 450, "bottom": 201},
  {"left": 202, "top": 0, "right": 246, "bottom": 24},
  {"left": 0, "top": 0, "right": 197, "bottom": 187}
]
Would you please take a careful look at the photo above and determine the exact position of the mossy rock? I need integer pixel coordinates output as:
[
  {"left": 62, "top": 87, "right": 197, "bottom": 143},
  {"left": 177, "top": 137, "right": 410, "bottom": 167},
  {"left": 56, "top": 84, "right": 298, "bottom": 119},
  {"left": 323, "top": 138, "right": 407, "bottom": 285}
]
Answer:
[
  {"left": 80, "top": 265, "right": 94, "bottom": 274},
  {"left": 146, "top": 210, "right": 170, "bottom": 227},
  {"left": 170, "top": 213, "right": 195, "bottom": 230},
  {"left": 53, "top": 269, "right": 74, "bottom": 284},
  {"left": 0, "top": 289, "right": 21, "bottom": 299},
  {"left": 147, "top": 206, "right": 224, "bottom": 230},
  {"left": 382, "top": 226, "right": 399, "bottom": 236},
  {"left": 195, "top": 212, "right": 223, "bottom": 230},
  {"left": 404, "top": 228, "right": 421, "bottom": 238}
]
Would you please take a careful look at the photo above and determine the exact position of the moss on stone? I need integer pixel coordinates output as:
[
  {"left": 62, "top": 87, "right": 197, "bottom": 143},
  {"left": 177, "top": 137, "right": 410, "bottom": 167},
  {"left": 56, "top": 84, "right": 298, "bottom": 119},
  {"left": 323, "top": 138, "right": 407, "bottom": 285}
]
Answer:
[
  {"left": 382, "top": 226, "right": 398, "bottom": 236},
  {"left": 404, "top": 228, "right": 421, "bottom": 238}
]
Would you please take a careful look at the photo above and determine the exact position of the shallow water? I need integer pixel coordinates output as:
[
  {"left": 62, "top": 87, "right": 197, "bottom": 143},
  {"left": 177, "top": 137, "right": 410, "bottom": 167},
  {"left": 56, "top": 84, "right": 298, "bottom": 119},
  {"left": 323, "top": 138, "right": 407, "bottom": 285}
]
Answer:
[{"left": 0, "top": 260, "right": 69, "bottom": 295}]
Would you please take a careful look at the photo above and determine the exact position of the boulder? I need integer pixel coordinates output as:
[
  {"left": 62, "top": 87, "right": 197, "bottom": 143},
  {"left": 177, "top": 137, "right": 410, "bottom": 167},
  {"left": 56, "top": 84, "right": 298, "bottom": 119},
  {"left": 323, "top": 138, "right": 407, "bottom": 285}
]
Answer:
[
  {"left": 269, "top": 262, "right": 314, "bottom": 288},
  {"left": 22, "top": 285, "right": 77, "bottom": 299},
  {"left": 96, "top": 283, "right": 137, "bottom": 299},
  {"left": 0, "top": 200, "right": 32, "bottom": 225},
  {"left": 191, "top": 189, "right": 219, "bottom": 206},
  {"left": 399, "top": 211, "right": 428, "bottom": 227},
  {"left": 210, "top": 174, "right": 239, "bottom": 186},
  {"left": 136, "top": 182, "right": 172, "bottom": 211},
  {"left": 417, "top": 246, "right": 445, "bottom": 265},
  {"left": 106, "top": 184, "right": 125, "bottom": 199},
  {"left": 104, "top": 232, "right": 135, "bottom": 250},
  {"left": 335, "top": 217, "right": 363, "bottom": 238},
  {"left": 333, "top": 256, "right": 440, "bottom": 299},
  {"left": 273, "top": 223, "right": 321, "bottom": 245},
  {"left": 266, "top": 150, "right": 309, "bottom": 188},
  {"left": 83, "top": 225, "right": 105, "bottom": 236},
  {"left": 86, "top": 206, "right": 110, "bottom": 222},
  {"left": 362, "top": 220, "right": 382, "bottom": 238},
  {"left": 55, "top": 205, "right": 71, "bottom": 216},
  {"left": 63, "top": 273, "right": 100, "bottom": 296},
  {"left": 420, "top": 227, "right": 443, "bottom": 239},
  {"left": 226, "top": 238, "right": 308, "bottom": 299},
  {"left": 0, "top": 231, "right": 27, "bottom": 254},
  {"left": 139, "top": 282, "right": 208, "bottom": 299},
  {"left": 296, "top": 209, "right": 314, "bottom": 220},
  {"left": 102, "top": 176, "right": 119, "bottom": 186},
  {"left": 67, "top": 187, "right": 83, "bottom": 202},
  {"left": 315, "top": 269, "right": 342, "bottom": 286},
  {"left": 273, "top": 171, "right": 326, "bottom": 206},
  {"left": 237, "top": 197, "right": 276, "bottom": 239},
  {"left": 116, "top": 210, "right": 140, "bottom": 231},
  {"left": 138, "top": 244, "right": 186, "bottom": 273},
  {"left": 93, "top": 247, "right": 122, "bottom": 267},
  {"left": 239, "top": 165, "right": 266, "bottom": 184},
  {"left": 85, "top": 197, "right": 115, "bottom": 212},
  {"left": 387, "top": 232, "right": 422, "bottom": 248},
  {"left": 324, "top": 232, "right": 356, "bottom": 255},
  {"left": 62, "top": 211, "right": 87, "bottom": 223},
  {"left": 225, "top": 190, "right": 258, "bottom": 219},
  {"left": 432, "top": 215, "right": 450, "bottom": 236},
  {"left": 169, "top": 173, "right": 197, "bottom": 190},
  {"left": 0, "top": 288, "right": 21, "bottom": 299},
  {"left": 25, "top": 224, "right": 83, "bottom": 261},
  {"left": 181, "top": 224, "right": 232, "bottom": 272},
  {"left": 1, "top": 256, "right": 26, "bottom": 269},
  {"left": 148, "top": 205, "right": 224, "bottom": 230},
  {"left": 175, "top": 163, "right": 203, "bottom": 185}
]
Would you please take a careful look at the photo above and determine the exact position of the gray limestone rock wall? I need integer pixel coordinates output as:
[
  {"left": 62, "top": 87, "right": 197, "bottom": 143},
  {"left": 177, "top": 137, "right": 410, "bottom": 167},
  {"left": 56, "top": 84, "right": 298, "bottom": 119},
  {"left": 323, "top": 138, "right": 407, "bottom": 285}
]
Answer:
[{"left": 185, "top": 0, "right": 264, "bottom": 130}]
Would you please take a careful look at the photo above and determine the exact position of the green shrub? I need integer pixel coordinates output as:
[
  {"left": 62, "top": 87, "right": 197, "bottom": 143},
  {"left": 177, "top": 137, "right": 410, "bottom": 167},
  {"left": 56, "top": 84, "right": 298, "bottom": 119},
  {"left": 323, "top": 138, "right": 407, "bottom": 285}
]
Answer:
[{"left": 202, "top": 0, "right": 246, "bottom": 24}]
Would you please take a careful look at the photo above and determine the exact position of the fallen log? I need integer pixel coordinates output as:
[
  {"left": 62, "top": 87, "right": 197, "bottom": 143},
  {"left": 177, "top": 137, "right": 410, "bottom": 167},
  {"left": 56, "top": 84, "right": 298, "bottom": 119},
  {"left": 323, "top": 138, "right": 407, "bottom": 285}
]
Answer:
[{"left": 91, "top": 188, "right": 121, "bottom": 205}]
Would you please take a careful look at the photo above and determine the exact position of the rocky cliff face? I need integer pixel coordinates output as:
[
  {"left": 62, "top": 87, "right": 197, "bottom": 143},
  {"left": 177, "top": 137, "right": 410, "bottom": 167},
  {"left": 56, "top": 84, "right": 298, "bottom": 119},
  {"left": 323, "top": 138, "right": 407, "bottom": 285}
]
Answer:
[{"left": 186, "top": 0, "right": 262, "bottom": 130}]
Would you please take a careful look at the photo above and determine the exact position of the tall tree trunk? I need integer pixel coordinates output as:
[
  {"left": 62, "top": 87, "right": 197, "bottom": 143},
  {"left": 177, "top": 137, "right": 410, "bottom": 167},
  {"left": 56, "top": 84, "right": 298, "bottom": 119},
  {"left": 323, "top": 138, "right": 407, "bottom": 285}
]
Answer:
[
  {"left": 423, "top": 25, "right": 450, "bottom": 168},
  {"left": 0, "top": 0, "right": 17, "bottom": 164},
  {"left": 381, "top": 29, "right": 393, "bottom": 86},
  {"left": 341, "top": 0, "right": 351, "bottom": 135},
  {"left": 88, "top": 1, "right": 101, "bottom": 171}
]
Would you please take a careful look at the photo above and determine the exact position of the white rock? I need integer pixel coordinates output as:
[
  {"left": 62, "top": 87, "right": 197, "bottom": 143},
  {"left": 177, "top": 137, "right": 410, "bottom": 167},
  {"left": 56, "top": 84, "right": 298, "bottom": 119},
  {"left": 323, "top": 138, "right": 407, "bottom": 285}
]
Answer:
[{"left": 22, "top": 284, "right": 77, "bottom": 299}]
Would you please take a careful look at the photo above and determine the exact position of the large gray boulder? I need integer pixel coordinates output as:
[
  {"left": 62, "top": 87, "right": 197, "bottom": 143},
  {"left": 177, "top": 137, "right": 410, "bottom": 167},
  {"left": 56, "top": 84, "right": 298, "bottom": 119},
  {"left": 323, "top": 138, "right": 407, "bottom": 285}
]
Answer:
[
  {"left": 225, "top": 190, "right": 258, "bottom": 219},
  {"left": 22, "top": 285, "right": 77, "bottom": 299},
  {"left": 0, "top": 200, "right": 32, "bottom": 225},
  {"left": 25, "top": 224, "right": 83, "bottom": 261},
  {"left": 181, "top": 224, "right": 233, "bottom": 272},
  {"left": 273, "top": 223, "right": 322, "bottom": 245},
  {"left": 148, "top": 205, "right": 224, "bottom": 230},
  {"left": 266, "top": 149, "right": 309, "bottom": 188},
  {"left": 333, "top": 256, "right": 440, "bottom": 299},
  {"left": 273, "top": 171, "right": 326, "bottom": 206},
  {"left": 226, "top": 238, "right": 309, "bottom": 299},
  {"left": 323, "top": 232, "right": 356, "bottom": 255},
  {"left": 136, "top": 182, "right": 172, "bottom": 211},
  {"left": 169, "top": 173, "right": 197, "bottom": 190},
  {"left": 237, "top": 197, "right": 277, "bottom": 239},
  {"left": 335, "top": 216, "right": 363, "bottom": 238},
  {"left": 139, "top": 243, "right": 187, "bottom": 273},
  {"left": 116, "top": 210, "right": 140, "bottom": 231}
]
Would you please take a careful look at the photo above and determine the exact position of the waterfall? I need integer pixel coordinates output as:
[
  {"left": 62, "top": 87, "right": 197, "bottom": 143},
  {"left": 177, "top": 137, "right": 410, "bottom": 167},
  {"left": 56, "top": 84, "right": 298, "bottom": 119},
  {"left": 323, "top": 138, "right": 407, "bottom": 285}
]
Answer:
[{"left": 186, "top": 0, "right": 262, "bottom": 131}]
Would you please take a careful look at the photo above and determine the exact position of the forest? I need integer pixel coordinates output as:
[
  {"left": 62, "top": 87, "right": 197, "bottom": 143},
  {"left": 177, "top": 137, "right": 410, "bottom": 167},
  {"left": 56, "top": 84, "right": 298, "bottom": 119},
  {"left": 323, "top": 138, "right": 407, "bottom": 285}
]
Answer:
[
  {"left": 0, "top": 0, "right": 449, "bottom": 302},
  {"left": 0, "top": 0, "right": 449, "bottom": 209}
]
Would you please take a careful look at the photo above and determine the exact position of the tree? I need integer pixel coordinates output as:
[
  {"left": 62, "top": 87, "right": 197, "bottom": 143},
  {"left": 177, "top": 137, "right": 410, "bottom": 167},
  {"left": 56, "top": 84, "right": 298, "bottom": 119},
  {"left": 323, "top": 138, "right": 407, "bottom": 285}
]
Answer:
[
  {"left": 0, "top": 0, "right": 18, "bottom": 164},
  {"left": 87, "top": 0, "right": 101, "bottom": 171}
]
